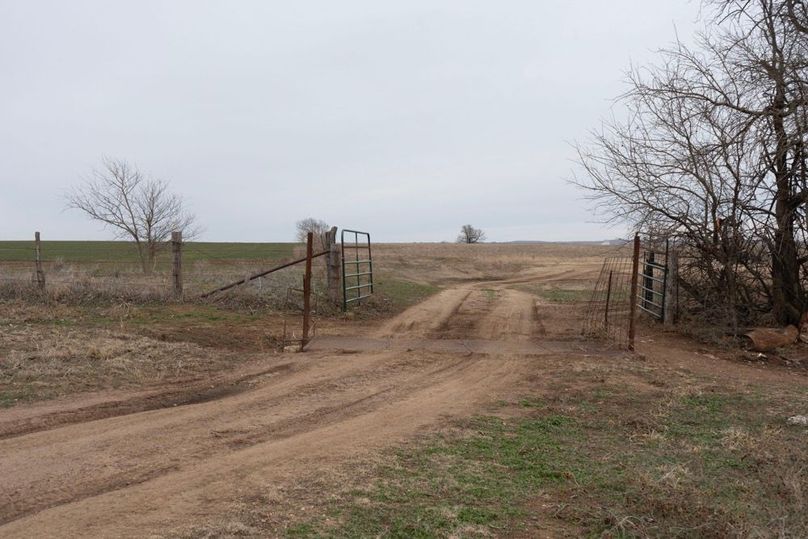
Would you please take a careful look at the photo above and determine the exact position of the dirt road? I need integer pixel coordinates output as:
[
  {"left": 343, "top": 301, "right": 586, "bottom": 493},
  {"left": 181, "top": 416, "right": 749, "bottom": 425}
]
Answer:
[{"left": 0, "top": 279, "right": 592, "bottom": 537}]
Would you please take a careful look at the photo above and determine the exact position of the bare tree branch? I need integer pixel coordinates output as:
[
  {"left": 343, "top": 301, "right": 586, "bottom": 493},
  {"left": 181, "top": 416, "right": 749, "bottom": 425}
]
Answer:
[
  {"left": 575, "top": 0, "right": 808, "bottom": 326},
  {"left": 66, "top": 158, "right": 199, "bottom": 273}
]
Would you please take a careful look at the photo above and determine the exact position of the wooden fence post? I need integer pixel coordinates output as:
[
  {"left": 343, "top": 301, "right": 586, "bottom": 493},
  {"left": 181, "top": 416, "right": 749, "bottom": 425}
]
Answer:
[
  {"left": 664, "top": 247, "right": 678, "bottom": 326},
  {"left": 628, "top": 234, "right": 641, "bottom": 351},
  {"left": 34, "top": 231, "right": 45, "bottom": 290},
  {"left": 325, "top": 226, "right": 341, "bottom": 305},
  {"left": 171, "top": 231, "right": 183, "bottom": 299},
  {"left": 302, "top": 232, "right": 314, "bottom": 348}
]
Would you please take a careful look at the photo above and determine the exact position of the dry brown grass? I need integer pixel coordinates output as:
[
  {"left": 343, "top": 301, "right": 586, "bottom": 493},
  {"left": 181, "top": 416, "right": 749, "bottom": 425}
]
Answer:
[
  {"left": 0, "top": 243, "right": 316, "bottom": 302},
  {"left": 371, "top": 242, "right": 622, "bottom": 286},
  {"left": 0, "top": 324, "right": 238, "bottom": 406}
]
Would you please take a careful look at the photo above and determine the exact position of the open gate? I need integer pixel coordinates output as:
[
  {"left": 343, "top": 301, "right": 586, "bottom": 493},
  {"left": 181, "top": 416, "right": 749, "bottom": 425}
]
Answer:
[
  {"left": 584, "top": 235, "right": 677, "bottom": 350},
  {"left": 341, "top": 229, "right": 374, "bottom": 311},
  {"left": 638, "top": 241, "right": 669, "bottom": 321}
]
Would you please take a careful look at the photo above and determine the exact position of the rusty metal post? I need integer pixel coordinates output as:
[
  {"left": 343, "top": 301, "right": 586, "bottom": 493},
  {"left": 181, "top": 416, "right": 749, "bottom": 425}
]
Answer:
[
  {"left": 171, "top": 231, "right": 183, "bottom": 299},
  {"left": 34, "top": 231, "right": 45, "bottom": 290},
  {"left": 302, "top": 232, "right": 313, "bottom": 348},
  {"left": 628, "top": 234, "right": 641, "bottom": 351}
]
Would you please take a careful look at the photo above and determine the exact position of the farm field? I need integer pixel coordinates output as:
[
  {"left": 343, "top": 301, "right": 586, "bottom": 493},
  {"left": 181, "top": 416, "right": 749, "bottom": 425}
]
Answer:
[
  {"left": 0, "top": 240, "right": 299, "bottom": 262},
  {"left": 0, "top": 243, "right": 806, "bottom": 537},
  {"left": 0, "top": 241, "right": 312, "bottom": 299}
]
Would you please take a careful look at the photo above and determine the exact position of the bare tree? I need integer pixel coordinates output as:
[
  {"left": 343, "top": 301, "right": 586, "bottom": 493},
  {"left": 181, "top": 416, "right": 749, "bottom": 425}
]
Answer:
[
  {"left": 457, "top": 225, "right": 486, "bottom": 244},
  {"left": 576, "top": 0, "right": 808, "bottom": 326},
  {"left": 67, "top": 158, "right": 198, "bottom": 274},
  {"left": 295, "top": 218, "right": 330, "bottom": 251}
]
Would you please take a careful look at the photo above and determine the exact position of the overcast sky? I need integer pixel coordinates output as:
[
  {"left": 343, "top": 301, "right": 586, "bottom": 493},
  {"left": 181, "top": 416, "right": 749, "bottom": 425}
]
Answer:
[{"left": 0, "top": 1, "right": 702, "bottom": 242}]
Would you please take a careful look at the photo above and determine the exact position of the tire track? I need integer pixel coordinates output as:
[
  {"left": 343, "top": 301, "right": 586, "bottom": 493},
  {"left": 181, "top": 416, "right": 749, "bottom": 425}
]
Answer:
[
  {"left": 0, "top": 279, "right": 576, "bottom": 537},
  {"left": 0, "top": 352, "right": 477, "bottom": 526}
]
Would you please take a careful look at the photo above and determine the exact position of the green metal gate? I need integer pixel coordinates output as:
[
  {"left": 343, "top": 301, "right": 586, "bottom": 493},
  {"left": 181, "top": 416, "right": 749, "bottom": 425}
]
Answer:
[
  {"left": 341, "top": 229, "right": 374, "bottom": 311},
  {"left": 638, "top": 240, "right": 669, "bottom": 321}
]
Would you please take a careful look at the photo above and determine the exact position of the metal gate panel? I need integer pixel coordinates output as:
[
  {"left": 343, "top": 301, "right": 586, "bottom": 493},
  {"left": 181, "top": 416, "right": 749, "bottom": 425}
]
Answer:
[
  {"left": 637, "top": 241, "right": 669, "bottom": 320},
  {"left": 341, "top": 229, "right": 374, "bottom": 311}
]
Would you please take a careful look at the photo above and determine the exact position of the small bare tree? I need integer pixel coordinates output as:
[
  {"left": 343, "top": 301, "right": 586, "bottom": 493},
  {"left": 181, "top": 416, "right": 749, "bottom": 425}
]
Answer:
[
  {"left": 67, "top": 158, "right": 198, "bottom": 274},
  {"left": 295, "top": 218, "right": 330, "bottom": 251},
  {"left": 457, "top": 225, "right": 486, "bottom": 244}
]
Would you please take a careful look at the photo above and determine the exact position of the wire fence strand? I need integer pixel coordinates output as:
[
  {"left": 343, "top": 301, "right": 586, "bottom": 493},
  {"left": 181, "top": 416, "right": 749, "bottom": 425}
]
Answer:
[{"left": 0, "top": 240, "right": 317, "bottom": 302}]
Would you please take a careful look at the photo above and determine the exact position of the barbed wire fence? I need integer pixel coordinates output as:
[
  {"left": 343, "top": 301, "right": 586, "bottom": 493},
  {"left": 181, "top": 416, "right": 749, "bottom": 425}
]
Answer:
[{"left": 0, "top": 232, "right": 330, "bottom": 309}]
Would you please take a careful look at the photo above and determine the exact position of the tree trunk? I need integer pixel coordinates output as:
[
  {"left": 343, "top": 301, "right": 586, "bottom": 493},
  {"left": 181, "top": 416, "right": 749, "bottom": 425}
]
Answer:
[
  {"left": 770, "top": 81, "right": 804, "bottom": 325},
  {"left": 134, "top": 240, "right": 150, "bottom": 275},
  {"left": 771, "top": 220, "right": 803, "bottom": 324},
  {"left": 144, "top": 242, "right": 157, "bottom": 275}
]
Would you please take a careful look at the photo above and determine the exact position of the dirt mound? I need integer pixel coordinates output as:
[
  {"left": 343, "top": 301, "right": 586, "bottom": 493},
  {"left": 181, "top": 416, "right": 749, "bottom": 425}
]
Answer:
[{"left": 375, "top": 287, "right": 472, "bottom": 338}]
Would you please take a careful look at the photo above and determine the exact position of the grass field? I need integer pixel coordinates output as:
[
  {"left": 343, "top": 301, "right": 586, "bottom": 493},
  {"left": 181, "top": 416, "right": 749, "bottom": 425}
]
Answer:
[
  {"left": 0, "top": 241, "right": 299, "bottom": 263},
  {"left": 0, "top": 241, "right": 310, "bottom": 299}
]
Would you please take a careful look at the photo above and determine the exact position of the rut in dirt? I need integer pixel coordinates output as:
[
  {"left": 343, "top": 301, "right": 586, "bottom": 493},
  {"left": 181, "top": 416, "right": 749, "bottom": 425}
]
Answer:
[
  {"left": 0, "top": 280, "right": 590, "bottom": 537},
  {"left": 0, "top": 351, "right": 483, "bottom": 527},
  {"left": 0, "top": 362, "right": 296, "bottom": 441},
  {"left": 377, "top": 284, "right": 545, "bottom": 342}
]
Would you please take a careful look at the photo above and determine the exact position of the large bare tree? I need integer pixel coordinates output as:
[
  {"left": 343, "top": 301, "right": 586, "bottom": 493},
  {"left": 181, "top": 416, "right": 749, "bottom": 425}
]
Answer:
[
  {"left": 576, "top": 0, "right": 808, "bottom": 327},
  {"left": 67, "top": 158, "right": 198, "bottom": 274},
  {"left": 457, "top": 224, "right": 486, "bottom": 244}
]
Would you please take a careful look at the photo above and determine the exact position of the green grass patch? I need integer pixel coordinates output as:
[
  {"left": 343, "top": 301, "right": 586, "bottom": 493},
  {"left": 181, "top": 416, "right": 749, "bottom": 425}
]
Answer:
[
  {"left": 281, "top": 382, "right": 808, "bottom": 538},
  {"left": 515, "top": 282, "right": 591, "bottom": 304},
  {"left": 285, "top": 414, "right": 584, "bottom": 538},
  {"left": 120, "top": 304, "right": 262, "bottom": 326},
  {"left": 481, "top": 288, "right": 497, "bottom": 302},
  {"left": 534, "top": 288, "right": 591, "bottom": 304},
  {"left": 372, "top": 276, "right": 440, "bottom": 311},
  {"left": 0, "top": 240, "right": 298, "bottom": 263},
  {"left": 0, "top": 389, "right": 35, "bottom": 408}
]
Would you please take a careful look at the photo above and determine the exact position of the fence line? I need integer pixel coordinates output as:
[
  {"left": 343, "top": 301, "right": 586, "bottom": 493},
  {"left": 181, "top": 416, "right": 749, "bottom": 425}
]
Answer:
[
  {"left": 583, "top": 235, "right": 683, "bottom": 350},
  {"left": 0, "top": 232, "right": 343, "bottom": 308},
  {"left": 582, "top": 255, "right": 635, "bottom": 349}
]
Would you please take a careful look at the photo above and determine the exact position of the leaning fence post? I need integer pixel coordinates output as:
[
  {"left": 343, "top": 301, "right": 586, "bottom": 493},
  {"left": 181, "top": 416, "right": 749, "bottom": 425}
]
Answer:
[
  {"left": 171, "top": 231, "right": 183, "bottom": 299},
  {"left": 325, "top": 226, "right": 341, "bottom": 306},
  {"left": 302, "top": 232, "right": 313, "bottom": 348},
  {"left": 628, "top": 234, "right": 641, "bottom": 351},
  {"left": 34, "top": 231, "right": 45, "bottom": 290}
]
